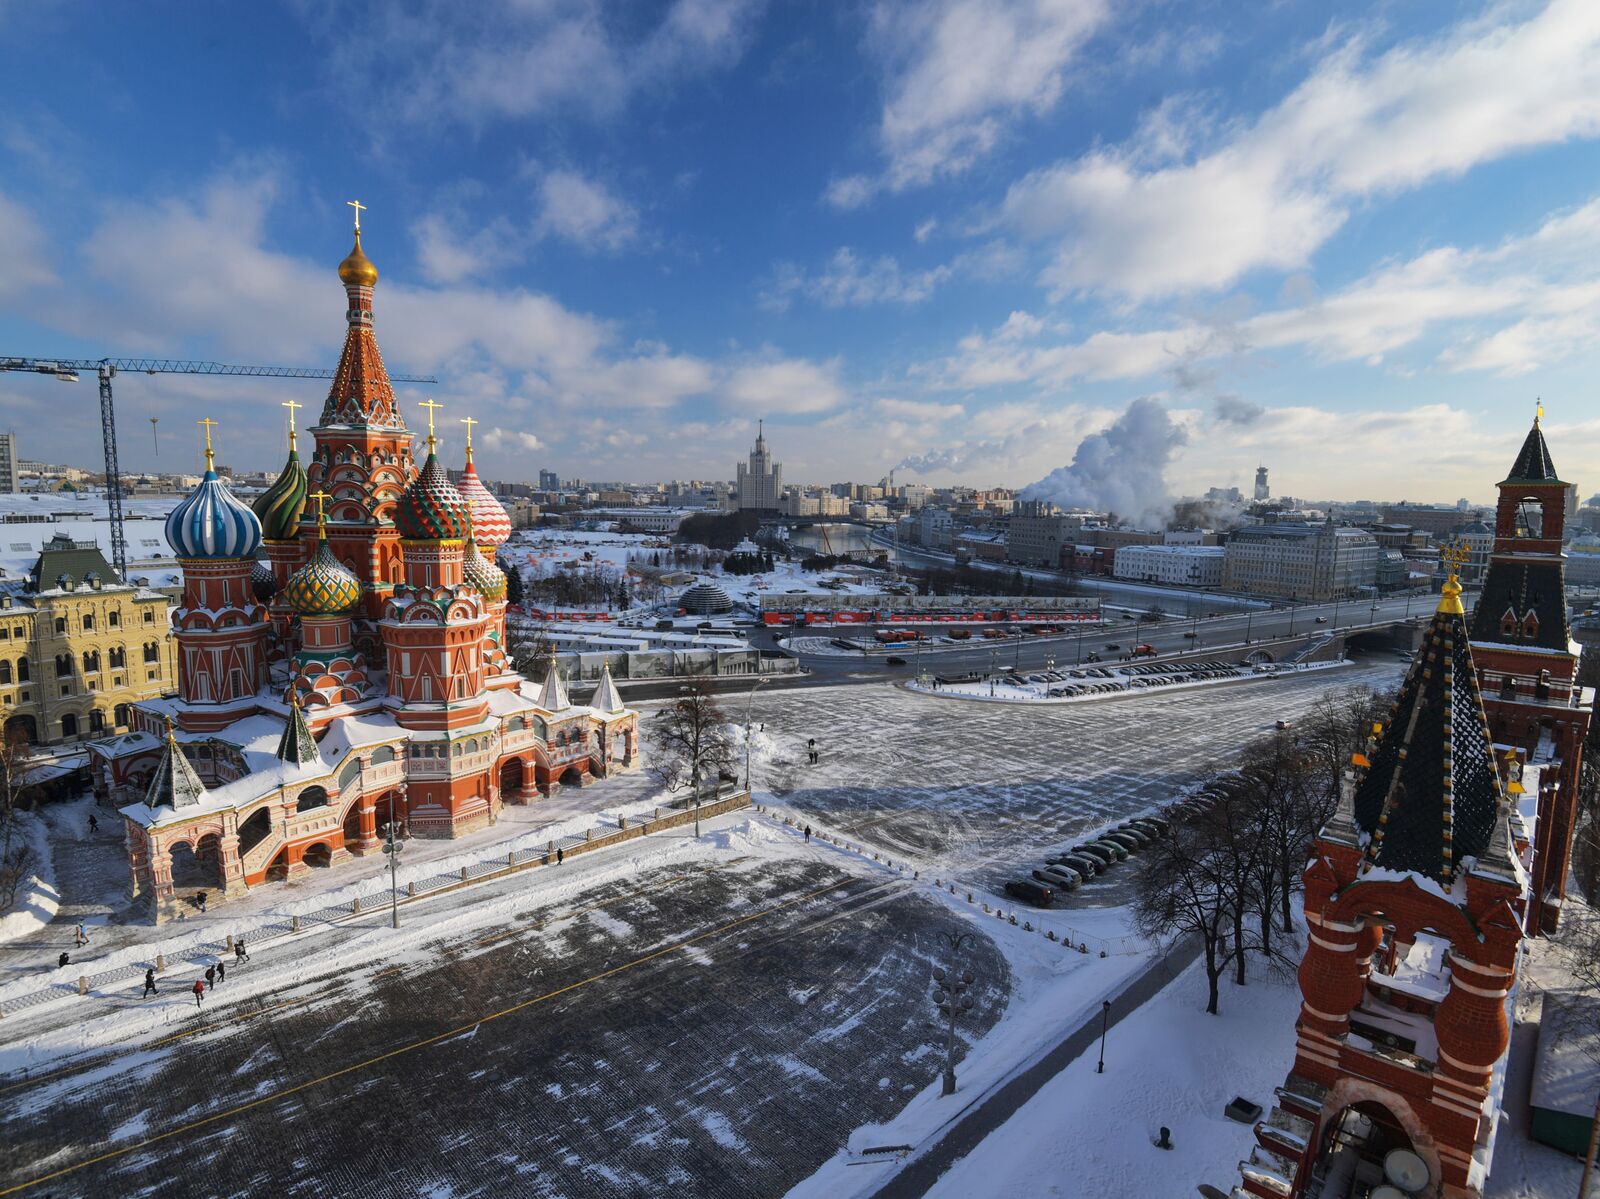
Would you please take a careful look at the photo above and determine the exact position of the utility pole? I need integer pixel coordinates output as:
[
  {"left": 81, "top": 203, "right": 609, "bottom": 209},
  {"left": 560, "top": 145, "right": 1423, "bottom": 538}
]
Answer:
[{"left": 1097, "top": 998, "right": 1111, "bottom": 1073}]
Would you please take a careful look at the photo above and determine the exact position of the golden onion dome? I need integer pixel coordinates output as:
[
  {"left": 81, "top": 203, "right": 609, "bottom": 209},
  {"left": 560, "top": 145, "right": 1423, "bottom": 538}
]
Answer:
[
  {"left": 338, "top": 231, "right": 379, "bottom": 288},
  {"left": 283, "top": 535, "right": 362, "bottom": 617},
  {"left": 463, "top": 536, "right": 507, "bottom": 602}
]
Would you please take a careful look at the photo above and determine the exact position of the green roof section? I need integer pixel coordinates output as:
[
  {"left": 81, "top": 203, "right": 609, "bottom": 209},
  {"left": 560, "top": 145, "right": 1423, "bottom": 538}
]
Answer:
[{"left": 28, "top": 534, "right": 120, "bottom": 590}]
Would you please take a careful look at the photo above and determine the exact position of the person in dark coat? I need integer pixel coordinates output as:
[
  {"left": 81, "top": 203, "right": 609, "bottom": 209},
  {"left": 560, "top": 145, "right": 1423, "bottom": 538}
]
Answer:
[
  {"left": 556, "top": 846, "right": 564, "bottom": 865},
  {"left": 216, "top": 960, "right": 225, "bottom": 984},
  {"left": 234, "top": 939, "right": 249, "bottom": 963},
  {"left": 87, "top": 813, "right": 99, "bottom": 835},
  {"left": 204, "top": 964, "right": 216, "bottom": 990},
  {"left": 58, "top": 951, "right": 70, "bottom": 969},
  {"left": 196, "top": 891, "right": 208, "bottom": 914},
  {"left": 142, "top": 968, "right": 157, "bottom": 998},
  {"left": 192, "top": 980, "right": 205, "bottom": 1009},
  {"left": 804, "top": 824, "right": 812, "bottom": 842}
]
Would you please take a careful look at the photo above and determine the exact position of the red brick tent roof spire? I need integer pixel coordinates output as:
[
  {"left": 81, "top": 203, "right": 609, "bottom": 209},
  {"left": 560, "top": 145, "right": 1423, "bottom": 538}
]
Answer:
[
  {"left": 320, "top": 207, "right": 404, "bottom": 431},
  {"left": 1353, "top": 571, "right": 1505, "bottom": 885}
]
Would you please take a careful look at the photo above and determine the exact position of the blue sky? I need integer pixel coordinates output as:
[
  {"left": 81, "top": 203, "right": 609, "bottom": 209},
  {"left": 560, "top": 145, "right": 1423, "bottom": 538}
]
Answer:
[{"left": 3, "top": 0, "right": 1600, "bottom": 505}]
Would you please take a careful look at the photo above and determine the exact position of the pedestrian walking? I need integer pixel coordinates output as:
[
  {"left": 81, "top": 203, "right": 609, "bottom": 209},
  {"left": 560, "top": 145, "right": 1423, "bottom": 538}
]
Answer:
[
  {"left": 58, "top": 951, "right": 70, "bottom": 969},
  {"left": 556, "top": 845, "right": 564, "bottom": 865},
  {"left": 216, "top": 960, "right": 225, "bottom": 984},
  {"left": 205, "top": 964, "right": 216, "bottom": 990},
  {"left": 804, "top": 824, "right": 812, "bottom": 842},
  {"left": 234, "top": 939, "right": 249, "bottom": 964},
  {"left": 87, "top": 813, "right": 99, "bottom": 835},
  {"left": 196, "top": 891, "right": 208, "bottom": 914},
  {"left": 192, "top": 980, "right": 205, "bottom": 1009},
  {"left": 74, "top": 923, "right": 88, "bottom": 947},
  {"left": 142, "top": 968, "right": 157, "bottom": 999}
]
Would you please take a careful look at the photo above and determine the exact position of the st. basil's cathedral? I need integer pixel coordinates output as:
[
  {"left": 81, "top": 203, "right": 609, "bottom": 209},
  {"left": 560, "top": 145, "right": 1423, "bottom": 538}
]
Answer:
[{"left": 88, "top": 217, "right": 641, "bottom": 921}]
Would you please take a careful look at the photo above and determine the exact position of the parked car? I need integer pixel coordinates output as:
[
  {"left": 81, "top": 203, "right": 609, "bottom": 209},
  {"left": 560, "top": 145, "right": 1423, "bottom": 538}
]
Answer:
[
  {"left": 1034, "top": 866, "right": 1081, "bottom": 892},
  {"left": 1088, "top": 839, "right": 1130, "bottom": 862},
  {"left": 885, "top": 656, "right": 908, "bottom": 666},
  {"left": 1005, "top": 879, "right": 1054, "bottom": 907},
  {"left": 1101, "top": 831, "right": 1142, "bottom": 852},
  {"left": 1275, "top": 719, "right": 1294, "bottom": 730},
  {"left": 1048, "top": 855, "right": 1098, "bottom": 881},
  {"left": 1315, "top": 616, "right": 1329, "bottom": 623},
  {"left": 1111, "top": 826, "right": 1151, "bottom": 847},
  {"left": 1104, "top": 643, "right": 1122, "bottom": 651},
  {"left": 1073, "top": 844, "right": 1116, "bottom": 868},
  {"left": 1125, "top": 819, "right": 1165, "bottom": 839}
]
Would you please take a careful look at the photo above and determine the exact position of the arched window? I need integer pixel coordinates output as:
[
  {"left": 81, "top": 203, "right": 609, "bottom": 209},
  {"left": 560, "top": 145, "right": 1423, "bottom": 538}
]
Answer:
[
  {"left": 16, "top": 657, "right": 28, "bottom": 682},
  {"left": 108, "top": 609, "right": 120, "bottom": 627},
  {"left": 109, "top": 646, "right": 126, "bottom": 669},
  {"left": 296, "top": 786, "right": 330, "bottom": 813},
  {"left": 144, "top": 642, "right": 160, "bottom": 663},
  {"left": 55, "top": 653, "right": 73, "bottom": 677},
  {"left": 0, "top": 661, "right": 9, "bottom": 685},
  {"left": 60, "top": 713, "right": 78, "bottom": 738},
  {"left": 370, "top": 745, "right": 395, "bottom": 765},
  {"left": 114, "top": 703, "right": 131, "bottom": 727},
  {"left": 82, "top": 651, "right": 99, "bottom": 673},
  {"left": 53, "top": 617, "right": 66, "bottom": 635},
  {"left": 89, "top": 710, "right": 105, "bottom": 733}
]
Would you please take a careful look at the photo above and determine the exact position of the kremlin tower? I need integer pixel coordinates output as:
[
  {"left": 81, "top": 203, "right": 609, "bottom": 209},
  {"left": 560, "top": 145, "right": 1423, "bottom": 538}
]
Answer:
[{"left": 97, "top": 207, "right": 640, "bottom": 919}]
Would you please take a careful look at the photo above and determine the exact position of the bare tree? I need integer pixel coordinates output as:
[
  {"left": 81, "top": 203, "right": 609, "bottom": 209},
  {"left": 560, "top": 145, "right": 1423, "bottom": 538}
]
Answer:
[
  {"left": 0, "top": 731, "right": 39, "bottom": 912},
  {"left": 1133, "top": 810, "right": 1249, "bottom": 1014},
  {"left": 511, "top": 623, "right": 554, "bottom": 680},
  {"left": 649, "top": 679, "right": 736, "bottom": 797}
]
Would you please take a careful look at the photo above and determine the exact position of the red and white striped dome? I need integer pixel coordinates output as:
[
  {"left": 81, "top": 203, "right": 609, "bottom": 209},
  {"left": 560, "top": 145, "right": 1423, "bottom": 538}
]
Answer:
[{"left": 457, "top": 460, "right": 512, "bottom": 548}]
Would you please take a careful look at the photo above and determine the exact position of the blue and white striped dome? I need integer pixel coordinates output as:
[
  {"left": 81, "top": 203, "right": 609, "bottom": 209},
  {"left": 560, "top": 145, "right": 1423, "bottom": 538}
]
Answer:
[{"left": 166, "top": 469, "right": 263, "bottom": 560}]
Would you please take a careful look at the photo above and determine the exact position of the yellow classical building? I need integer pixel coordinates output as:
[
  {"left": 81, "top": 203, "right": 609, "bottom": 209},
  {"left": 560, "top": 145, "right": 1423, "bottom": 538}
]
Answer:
[{"left": 0, "top": 534, "right": 176, "bottom": 745}]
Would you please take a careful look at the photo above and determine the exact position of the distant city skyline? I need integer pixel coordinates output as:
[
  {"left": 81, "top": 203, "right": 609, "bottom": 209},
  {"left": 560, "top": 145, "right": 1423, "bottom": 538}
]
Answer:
[{"left": 3, "top": 3, "right": 1600, "bottom": 503}]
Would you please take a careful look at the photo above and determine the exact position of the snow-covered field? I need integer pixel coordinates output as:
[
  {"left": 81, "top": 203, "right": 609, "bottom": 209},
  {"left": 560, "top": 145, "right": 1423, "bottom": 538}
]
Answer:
[{"left": 907, "top": 658, "right": 1351, "bottom": 706}]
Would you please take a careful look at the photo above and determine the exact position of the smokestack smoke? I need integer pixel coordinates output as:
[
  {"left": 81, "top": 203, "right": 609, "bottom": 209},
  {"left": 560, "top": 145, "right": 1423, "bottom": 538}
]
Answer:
[{"left": 1019, "top": 397, "right": 1185, "bottom": 529}]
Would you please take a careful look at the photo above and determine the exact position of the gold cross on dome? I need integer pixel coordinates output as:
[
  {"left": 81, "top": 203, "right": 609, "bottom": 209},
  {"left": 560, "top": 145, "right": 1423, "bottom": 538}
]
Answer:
[
  {"left": 1440, "top": 542, "right": 1471, "bottom": 577},
  {"left": 459, "top": 415, "right": 477, "bottom": 463},
  {"left": 309, "top": 489, "right": 332, "bottom": 532},
  {"left": 281, "top": 399, "right": 302, "bottom": 449},
  {"left": 347, "top": 199, "right": 366, "bottom": 232},
  {"left": 419, "top": 398, "right": 443, "bottom": 450},
  {"left": 197, "top": 417, "right": 218, "bottom": 469}
]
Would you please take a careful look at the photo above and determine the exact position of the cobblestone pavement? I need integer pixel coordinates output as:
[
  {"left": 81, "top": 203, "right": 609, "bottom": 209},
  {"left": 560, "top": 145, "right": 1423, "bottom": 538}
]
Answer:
[
  {"left": 0, "top": 856, "right": 1008, "bottom": 1199},
  {"left": 754, "top": 658, "right": 1404, "bottom": 890}
]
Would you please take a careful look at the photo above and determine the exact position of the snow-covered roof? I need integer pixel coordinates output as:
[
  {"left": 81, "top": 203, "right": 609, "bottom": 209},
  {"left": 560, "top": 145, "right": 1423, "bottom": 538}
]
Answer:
[{"left": 1532, "top": 991, "right": 1600, "bottom": 1118}]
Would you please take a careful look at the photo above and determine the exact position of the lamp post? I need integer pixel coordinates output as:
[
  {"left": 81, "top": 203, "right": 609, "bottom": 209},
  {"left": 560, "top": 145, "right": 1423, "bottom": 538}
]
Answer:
[
  {"left": 1096, "top": 998, "right": 1111, "bottom": 1073},
  {"left": 744, "top": 676, "right": 767, "bottom": 795},
  {"left": 679, "top": 684, "right": 704, "bottom": 838},
  {"left": 1244, "top": 607, "right": 1253, "bottom": 645},
  {"left": 933, "top": 930, "right": 977, "bottom": 1096},
  {"left": 382, "top": 818, "right": 403, "bottom": 929}
]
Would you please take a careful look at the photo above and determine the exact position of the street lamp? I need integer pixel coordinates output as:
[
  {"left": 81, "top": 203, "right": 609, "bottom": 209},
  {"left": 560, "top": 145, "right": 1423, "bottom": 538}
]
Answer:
[
  {"left": 933, "top": 930, "right": 977, "bottom": 1096},
  {"left": 679, "top": 684, "right": 705, "bottom": 838},
  {"left": 382, "top": 818, "right": 403, "bottom": 929},
  {"left": 1096, "top": 998, "right": 1111, "bottom": 1073}
]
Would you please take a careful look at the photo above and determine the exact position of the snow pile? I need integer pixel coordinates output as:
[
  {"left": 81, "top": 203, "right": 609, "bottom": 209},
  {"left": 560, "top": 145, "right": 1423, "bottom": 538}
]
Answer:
[{"left": 0, "top": 809, "right": 60, "bottom": 941}]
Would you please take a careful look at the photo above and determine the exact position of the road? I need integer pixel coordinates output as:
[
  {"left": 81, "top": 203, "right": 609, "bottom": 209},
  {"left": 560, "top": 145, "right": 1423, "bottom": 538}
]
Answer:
[
  {"left": 775, "top": 591, "right": 1443, "bottom": 683},
  {"left": 0, "top": 854, "right": 1010, "bottom": 1199}
]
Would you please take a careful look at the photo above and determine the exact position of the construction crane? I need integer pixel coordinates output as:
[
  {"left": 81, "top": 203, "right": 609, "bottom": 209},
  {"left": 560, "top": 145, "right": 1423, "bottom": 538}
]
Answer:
[{"left": 0, "top": 356, "right": 438, "bottom": 580}]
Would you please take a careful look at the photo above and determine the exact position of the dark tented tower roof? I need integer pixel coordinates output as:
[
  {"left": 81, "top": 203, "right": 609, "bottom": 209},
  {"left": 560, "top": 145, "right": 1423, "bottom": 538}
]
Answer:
[
  {"left": 1502, "top": 419, "right": 1562, "bottom": 484},
  {"left": 1354, "top": 583, "right": 1503, "bottom": 885},
  {"left": 276, "top": 692, "right": 320, "bottom": 767},
  {"left": 144, "top": 721, "right": 207, "bottom": 810}
]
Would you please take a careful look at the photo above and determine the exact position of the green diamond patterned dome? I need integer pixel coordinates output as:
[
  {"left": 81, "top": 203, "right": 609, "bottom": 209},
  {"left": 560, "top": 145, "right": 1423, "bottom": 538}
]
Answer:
[
  {"left": 253, "top": 446, "right": 309, "bottom": 541},
  {"left": 463, "top": 537, "right": 507, "bottom": 601},
  {"left": 396, "top": 451, "right": 470, "bottom": 541},
  {"left": 283, "top": 535, "right": 362, "bottom": 616}
]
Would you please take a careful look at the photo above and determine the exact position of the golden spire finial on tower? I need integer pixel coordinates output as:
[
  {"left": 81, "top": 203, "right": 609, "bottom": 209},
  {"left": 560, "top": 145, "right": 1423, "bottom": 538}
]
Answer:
[
  {"left": 197, "top": 417, "right": 218, "bottom": 471},
  {"left": 282, "top": 398, "right": 302, "bottom": 451},
  {"left": 419, "top": 398, "right": 442, "bottom": 452},
  {"left": 1437, "top": 541, "right": 1470, "bottom": 616},
  {"left": 1536, "top": 398, "right": 1544, "bottom": 427},
  {"left": 309, "top": 489, "right": 332, "bottom": 536},
  {"left": 347, "top": 199, "right": 366, "bottom": 233},
  {"left": 338, "top": 200, "right": 378, "bottom": 287},
  {"left": 460, "top": 415, "right": 477, "bottom": 464}
]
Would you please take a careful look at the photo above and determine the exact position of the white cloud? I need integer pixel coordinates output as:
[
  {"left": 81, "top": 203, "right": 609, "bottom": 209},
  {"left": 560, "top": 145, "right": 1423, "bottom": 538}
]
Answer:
[
  {"left": 535, "top": 170, "right": 639, "bottom": 251},
  {"left": 720, "top": 357, "right": 847, "bottom": 414},
  {"left": 1000, "top": 0, "right": 1600, "bottom": 299},
  {"left": 0, "top": 189, "right": 55, "bottom": 301},
  {"left": 307, "top": 0, "right": 761, "bottom": 129},
  {"left": 830, "top": 0, "right": 1108, "bottom": 204},
  {"left": 762, "top": 248, "right": 952, "bottom": 310},
  {"left": 924, "top": 194, "right": 1600, "bottom": 391},
  {"left": 485, "top": 426, "right": 542, "bottom": 452}
]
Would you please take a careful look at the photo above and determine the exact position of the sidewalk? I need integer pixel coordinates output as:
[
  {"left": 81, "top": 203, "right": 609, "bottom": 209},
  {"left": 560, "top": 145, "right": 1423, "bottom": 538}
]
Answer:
[
  {"left": 0, "top": 796, "right": 758, "bottom": 1079},
  {"left": 868, "top": 933, "right": 1202, "bottom": 1199},
  {"left": 0, "top": 778, "right": 732, "bottom": 1022}
]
